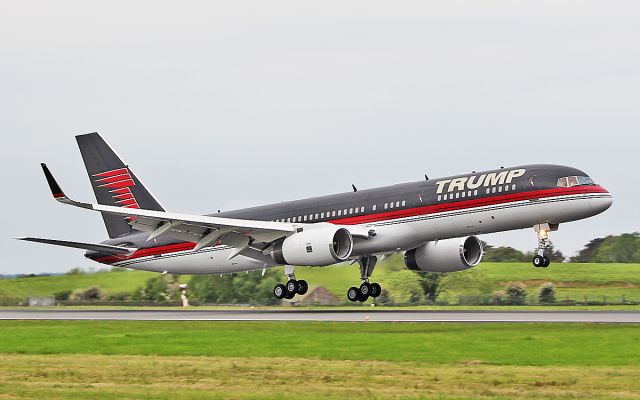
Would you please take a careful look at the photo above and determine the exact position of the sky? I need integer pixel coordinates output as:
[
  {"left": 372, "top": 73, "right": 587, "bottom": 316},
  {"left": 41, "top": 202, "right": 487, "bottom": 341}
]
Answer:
[{"left": 1, "top": 0, "right": 638, "bottom": 274}]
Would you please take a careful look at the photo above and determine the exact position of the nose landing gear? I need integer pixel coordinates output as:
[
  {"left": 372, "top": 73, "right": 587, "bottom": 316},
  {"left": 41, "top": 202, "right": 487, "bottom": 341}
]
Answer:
[
  {"left": 347, "top": 255, "right": 382, "bottom": 302},
  {"left": 532, "top": 224, "right": 556, "bottom": 268}
]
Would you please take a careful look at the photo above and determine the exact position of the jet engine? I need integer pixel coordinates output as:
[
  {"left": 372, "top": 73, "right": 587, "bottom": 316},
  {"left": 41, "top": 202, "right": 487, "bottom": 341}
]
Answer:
[
  {"left": 272, "top": 226, "right": 353, "bottom": 266},
  {"left": 404, "top": 236, "right": 483, "bottom": 273}
]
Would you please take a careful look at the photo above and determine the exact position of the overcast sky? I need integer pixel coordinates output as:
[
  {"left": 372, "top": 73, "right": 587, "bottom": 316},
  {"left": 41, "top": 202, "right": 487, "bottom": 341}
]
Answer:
[{"left": 1, "top": 1, "right": 638, "bottom": 274}]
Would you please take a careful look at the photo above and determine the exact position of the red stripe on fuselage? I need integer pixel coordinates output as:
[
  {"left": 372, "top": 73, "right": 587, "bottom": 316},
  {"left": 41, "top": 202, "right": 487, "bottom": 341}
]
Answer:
[
  {"left": 330, "top": 185, "right": 608, "bottom": 225},
  {"left": 93, "top": 185, "right": 608, "bottom": 265}
]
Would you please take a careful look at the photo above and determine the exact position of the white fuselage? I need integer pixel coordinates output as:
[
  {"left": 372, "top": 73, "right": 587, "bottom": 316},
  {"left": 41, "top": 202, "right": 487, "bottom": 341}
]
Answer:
[{"left": 103, "top": 189, "right": 612, "bottom": 274}]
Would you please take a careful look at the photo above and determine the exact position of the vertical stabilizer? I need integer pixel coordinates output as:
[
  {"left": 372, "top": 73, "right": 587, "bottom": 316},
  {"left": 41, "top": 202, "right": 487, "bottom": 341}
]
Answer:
[{"left": 76, "top": 132, "right": 164, "bottom": 238}]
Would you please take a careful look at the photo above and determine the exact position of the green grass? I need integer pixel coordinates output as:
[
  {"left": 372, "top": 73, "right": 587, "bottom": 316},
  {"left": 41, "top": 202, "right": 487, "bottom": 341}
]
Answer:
[
  {"left": 0, "top": 321, "right": 638, "bottom": 366},
  {"left": 0, "top": 270, "right": 156, "bottom": 300},
  {"left": 0, "top": 321, "right": 639, "bottom": 399}
]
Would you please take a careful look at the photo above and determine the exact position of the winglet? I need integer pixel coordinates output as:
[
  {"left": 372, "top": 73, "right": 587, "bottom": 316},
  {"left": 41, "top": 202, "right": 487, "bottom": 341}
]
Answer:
[
  {"left": 41, "top": 163, "right": 66, "bottom": 200},
  {"left": 40, "top": 163, "right": 92, "bottom": 209}
]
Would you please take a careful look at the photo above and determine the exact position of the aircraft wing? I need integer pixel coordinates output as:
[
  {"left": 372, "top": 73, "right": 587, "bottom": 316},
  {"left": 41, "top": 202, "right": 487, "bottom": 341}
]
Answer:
[
  {"left": 15, "top": 237, "right": 136, "bottom": 255},
  {"left": 40, "top": 163, "right": 296, "bottom": 256}
]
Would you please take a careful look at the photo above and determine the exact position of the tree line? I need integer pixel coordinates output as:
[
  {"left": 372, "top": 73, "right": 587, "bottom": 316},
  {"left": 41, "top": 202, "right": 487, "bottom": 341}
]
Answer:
[{"left": 483, "top": 233, "right": 640, "bottom": 263}]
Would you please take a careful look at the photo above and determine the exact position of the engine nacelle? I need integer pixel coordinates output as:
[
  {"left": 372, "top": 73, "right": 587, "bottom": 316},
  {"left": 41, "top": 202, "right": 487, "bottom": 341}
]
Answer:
[
  {"left": 272, "top": 226, "right": 353, "bottom": 266},
  {"left": 404, "top": 236, "right": 483, "bottom": 273}
]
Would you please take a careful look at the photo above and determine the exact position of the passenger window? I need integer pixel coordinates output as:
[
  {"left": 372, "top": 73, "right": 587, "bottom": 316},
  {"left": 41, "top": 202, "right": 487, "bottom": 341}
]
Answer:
[
  {"left": 492, "top": 187, "right": 497, "bottom": 194},
  {"left": 444, "top": 194, "right": 448, "bottom": 200},
  {"left": 384, "top": 203, "right": 388, "bottom": 209},
  {"left": 486, "top": 188, "right": 491, "bottom": 194},
  {"left": 474, "top": 190, "right": 478, "bottom": 196},
  {"left": 389, "top": 203, "right": 394, "bottom": 209},
  {"left": 320, "top": 213, "right": 324, "bottom": 218},
  {"left": 401, "top": 201, "right": 405, "bottom": 207},
  {"left": 372, "top": 205, "right": 377, "bottom": 211},
  {"left": 511, "top": 184, "right": 516, "bottom": 191},
  {"left": 303, "top": 215, "right": 307, "bottom": 221},
  {"left": 437, "top": 195, "right": 441, "bottom": 201},
  {"left": 315, "top": 213, "right": 319, "bottom": 219},
  {"left": 292, "top": 217, "right": 297, "bottom": 222},
  {"left": 504, "top": 185, "right": 509, "bottom": 192},
  {"left": 349, "top": 208, "right": 353, "bottom": 214},
  {"left": 338, "top": 210, "right": 342, "bottom": 216},
  {"left": 361, "top": 206, "right": 365, "bottom": 212},
  {"left": 498, "top": 186, "right": 502, "bottom": 193},
  {"left": 332, "top": 211, "right": 336, "bottom": 217},
  {"left": 461, "top": 192, "right": 466, "bottom": 198},
  {"left": 455, "top": 193, "right": 459, "bottom": 199}
]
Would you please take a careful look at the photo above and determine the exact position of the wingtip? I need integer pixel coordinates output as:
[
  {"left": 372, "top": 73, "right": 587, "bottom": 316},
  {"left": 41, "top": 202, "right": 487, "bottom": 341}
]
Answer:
[{"left": 40, "top": 163, "right": 66, "bottom": 199}]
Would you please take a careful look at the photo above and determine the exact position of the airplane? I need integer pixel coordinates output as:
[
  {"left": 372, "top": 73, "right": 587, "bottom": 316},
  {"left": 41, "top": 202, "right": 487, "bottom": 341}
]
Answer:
[{"left": 18, "top": 133, "right": 613, "bottom": 302}]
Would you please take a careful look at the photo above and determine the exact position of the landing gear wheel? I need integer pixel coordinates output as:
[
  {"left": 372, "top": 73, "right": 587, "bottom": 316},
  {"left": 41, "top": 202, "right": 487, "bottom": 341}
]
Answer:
[
  {"left": 370, "top": 283, "right": 382, "bottom": 298},
  {"left": 274, "top": 284, "right": 286, "bottom": 299},
  {"left": 533, "top": 255, "right": 545, "bottom": 268},
  {"left": 286, "top": 280, "right": 299, "bottom": 294},
  {"left": 284, "top": 290, "right": 296, "bottom": 300},
  {"left": 542, "top": 256, "right": 551, "bottom": 268},
  {"left": 347, "top": 287, "right": 360, "bottom": 302},
  {"left": 359, "top": 282, "right": 372, "bottom": 297},
  {"left": 296, "top": 280, "right": 308, "bottom": 295}
]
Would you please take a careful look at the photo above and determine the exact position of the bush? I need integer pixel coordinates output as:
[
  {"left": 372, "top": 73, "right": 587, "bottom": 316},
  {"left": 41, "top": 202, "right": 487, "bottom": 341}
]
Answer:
[
  {"left": 70, "top": 286, "right": 103, "bottom": 301},
  {"left": 382, "top": 271, "right": 423, "bottom": 305},
  {"left": 106, "top": 292, "right": 131, "bottom": 301},
  {"left": 66, "top": 267, "right": 84, "bottom": 275},
  {"left": 503, "top": 282, "right": 527, "bottom": 305},
  {"left": 491, "top": 291, "right": 505, "bottom": 305},
  {"left": 54, "top": 290, "right": 72, "bottom": 301},
  {"left": 538, "top": 282, "right": 556, "bottom": 304}
]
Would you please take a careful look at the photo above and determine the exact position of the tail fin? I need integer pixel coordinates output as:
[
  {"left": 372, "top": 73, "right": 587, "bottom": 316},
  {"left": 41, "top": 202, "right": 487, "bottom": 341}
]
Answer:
[{"left": 76, "top": 132, "right": 164, "bottom": 238}]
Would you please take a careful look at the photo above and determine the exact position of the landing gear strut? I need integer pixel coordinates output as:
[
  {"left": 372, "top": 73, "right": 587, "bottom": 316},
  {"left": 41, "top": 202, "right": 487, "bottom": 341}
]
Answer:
[
  {"left": 532, "top": 224, "right": 555, "bottom": 268},
  {"left": 273, "top": 265, "right": 308, "bottom": 300},
  {"left": 347, "top": 255, "right": 382, "bottom": 302}
]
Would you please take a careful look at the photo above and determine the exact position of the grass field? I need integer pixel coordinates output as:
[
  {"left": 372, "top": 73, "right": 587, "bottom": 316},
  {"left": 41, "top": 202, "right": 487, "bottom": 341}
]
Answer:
[
  {"left": 2, "top": 261, "right": 640, "bottom": 305},
  {"left": 0, "top": 321, "right": 639, "bottom": 399}
]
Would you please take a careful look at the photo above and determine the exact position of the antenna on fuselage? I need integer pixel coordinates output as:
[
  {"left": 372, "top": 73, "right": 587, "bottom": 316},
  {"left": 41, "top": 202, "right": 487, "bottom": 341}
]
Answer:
[
  {"left": 352, "top": 184, "right": 358, "bottom": 192},
  {"left": 424, "top": 174, "right": 429, "bottom": 180}
]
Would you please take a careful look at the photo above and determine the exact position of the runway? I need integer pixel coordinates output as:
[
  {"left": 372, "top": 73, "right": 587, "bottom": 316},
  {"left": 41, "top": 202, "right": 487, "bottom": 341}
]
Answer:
[{"left": 0, "top": 309, "right": 639, "bottom": 323}]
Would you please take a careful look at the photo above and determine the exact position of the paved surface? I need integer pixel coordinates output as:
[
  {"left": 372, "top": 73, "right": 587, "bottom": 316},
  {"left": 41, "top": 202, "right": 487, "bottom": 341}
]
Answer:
[{"left": 0, "top": 309, "right": 639, "bottom": 323}]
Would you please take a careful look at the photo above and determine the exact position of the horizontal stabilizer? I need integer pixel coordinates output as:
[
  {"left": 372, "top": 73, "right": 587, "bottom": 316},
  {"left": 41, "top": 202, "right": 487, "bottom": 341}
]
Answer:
[{"left": 15, "top": 237, "right": 136, "bottom": 255}]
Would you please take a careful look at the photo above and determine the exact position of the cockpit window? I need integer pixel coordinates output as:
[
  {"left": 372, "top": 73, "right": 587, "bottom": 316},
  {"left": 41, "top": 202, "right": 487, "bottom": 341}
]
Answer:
[
  {"left": 557, "top": 176, "right": 595, "bottom": 188},
  {"left": 577, "top": 176, "right": 595, "bottom": 186}
]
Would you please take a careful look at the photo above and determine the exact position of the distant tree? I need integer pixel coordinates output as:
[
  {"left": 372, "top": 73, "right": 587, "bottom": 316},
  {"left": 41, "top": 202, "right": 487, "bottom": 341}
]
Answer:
[
  {"left": 383, "top": 271, "right": 424, "bottom": 304},
  {"left": 503, "top": 282, "right": 527, "bottom": 305},
  {"left": 538, "top": 282, "right": 556, "bottom": 304},
  {"left": 592, "top": 233, "right": 640, "bottom": 263},
  {"left": 483, "top": 246, "right": 529, "bottom": 262},
  {"left": 571, "top": 237, "right": 607, "bottom": 262},
  {"left": 414, "top": 272, "right": 445, "bottom": 302},
  {"left": 139, "top": 275, "right": 171, "bottom": 302},
  {"left": 65, "top": 267, "right": 84, "bottom": 275},
  {"left": 54, "top": 290, "right": 72, "bottom": 301},
  {"left": 543, "top": 244, "right": 565, "bottom": 262},
  {"left": 83, "top": 286, "right": 102, "bottom": 300},
  {"left": 189, "top": 270, "right": 281, "bottom": 305},
  {"left": 70, "top": 286, "right": 102, "bottom": 301}
]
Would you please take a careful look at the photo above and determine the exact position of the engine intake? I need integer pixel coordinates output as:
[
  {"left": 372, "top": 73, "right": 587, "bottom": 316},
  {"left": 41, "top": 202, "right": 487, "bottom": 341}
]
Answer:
[
  {"left": 404, "top": 236, "right": 483, "bottom": 273},
  {"left": 272, "top": 226, "right": 353, "bottom": 266}
]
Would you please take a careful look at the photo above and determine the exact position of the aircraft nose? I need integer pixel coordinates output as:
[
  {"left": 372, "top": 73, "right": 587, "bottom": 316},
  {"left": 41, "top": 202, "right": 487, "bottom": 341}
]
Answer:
[{"left": 590, "top": 190, "right": 613, "bottom": 214}]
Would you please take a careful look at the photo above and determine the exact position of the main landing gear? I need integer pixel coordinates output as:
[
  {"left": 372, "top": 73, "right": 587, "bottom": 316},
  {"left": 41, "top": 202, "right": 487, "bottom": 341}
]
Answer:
[
  {"left": 347, "top": 255, "right": 382, "bottom": 302},
  {"left": 532, "top": 223, "right": 557, "bottom": 268},
  {"left": 273, "top": 266, "right": 308, "bottom": 300}
]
